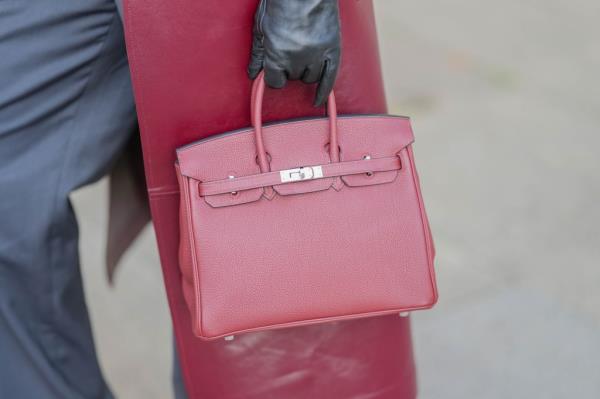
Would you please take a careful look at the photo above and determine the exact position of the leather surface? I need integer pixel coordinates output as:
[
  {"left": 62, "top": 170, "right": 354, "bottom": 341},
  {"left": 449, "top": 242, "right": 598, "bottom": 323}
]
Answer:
[
  {"left": 124, "top": 0, "right": 422, "bottom": 397},
  {"left": 193, "top": 154, "right": 402, "bottom": 197},
  {"left": 176, "top": 87, "right": 437, "bottom": 339}
]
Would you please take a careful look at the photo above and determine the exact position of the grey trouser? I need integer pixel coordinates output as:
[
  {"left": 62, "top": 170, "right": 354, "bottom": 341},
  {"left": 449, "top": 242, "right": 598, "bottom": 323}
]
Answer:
[{"left": 0, "top": 1, "right": 186, "bottom": 397}]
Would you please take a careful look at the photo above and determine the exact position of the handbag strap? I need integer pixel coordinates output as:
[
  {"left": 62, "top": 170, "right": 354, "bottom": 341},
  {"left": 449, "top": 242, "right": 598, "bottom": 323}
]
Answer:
[
  {"left": 197, "top": 155, "right": 401, "bottom": 196},
  {"left": 251, "top": 71, "right": 339, "bottom": 174}
]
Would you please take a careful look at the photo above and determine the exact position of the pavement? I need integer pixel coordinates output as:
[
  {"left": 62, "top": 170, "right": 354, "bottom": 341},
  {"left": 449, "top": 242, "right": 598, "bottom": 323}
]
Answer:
[{"left": 71, "top": 1, "right": 600, "bottom": 398}]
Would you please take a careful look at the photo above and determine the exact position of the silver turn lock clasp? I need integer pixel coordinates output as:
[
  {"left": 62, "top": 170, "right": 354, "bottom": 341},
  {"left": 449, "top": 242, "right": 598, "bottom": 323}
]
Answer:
[{"left": 280, "top": 165, "right": 323, "bottom": 183}]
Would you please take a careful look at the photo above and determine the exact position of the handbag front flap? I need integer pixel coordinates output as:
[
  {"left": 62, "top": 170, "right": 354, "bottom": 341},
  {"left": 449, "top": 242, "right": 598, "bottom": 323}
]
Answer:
[{"left": 176, "top": 115, "right": 414, "bottom": 207}]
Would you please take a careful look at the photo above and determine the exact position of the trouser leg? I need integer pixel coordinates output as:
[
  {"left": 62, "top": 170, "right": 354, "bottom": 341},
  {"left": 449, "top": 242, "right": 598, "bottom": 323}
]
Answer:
[
  {"left": 0, "top": 1, "right": 135, "bottom": 397},
  {"left": 172, "top": 340, "right": 189, "bottom": 399}
]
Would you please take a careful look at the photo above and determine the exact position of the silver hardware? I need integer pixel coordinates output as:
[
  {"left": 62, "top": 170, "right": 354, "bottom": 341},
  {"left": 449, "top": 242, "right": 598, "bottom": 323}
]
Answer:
[
  {"left": 363, "top": 155, "right": 373, "bottom": 176},
  {"left": 280, "top": 165, "right": 324, "bottom": 183},
  {"left": 398, "top": 311, "right": 410, "bottom": 318},
  {"left": 228, "top": 175, "right": 237, "bottom": 196},
  {"left": 224, "top": 335, "right": 235, "bottom": 341}
]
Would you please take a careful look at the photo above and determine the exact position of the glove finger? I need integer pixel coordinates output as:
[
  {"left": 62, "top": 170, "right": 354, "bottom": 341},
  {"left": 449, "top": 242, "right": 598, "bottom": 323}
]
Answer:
[
  {"left": 264, "top": 64, "right": 288, "bottom": 89},
  {"left": 247, "top": 34, "right": 265, "bottom": 79},
  {"left": 247, "top": 0, "right": 266, "bottom": 79},
  {"left": 314, "top": 58, "right": 339, "bottom": 107},
  {"left": 301, "top": 64, "right": 322, "bottom": 84},
  {"left": 286, "top": 66, "right": 305, "bottom": 81}
]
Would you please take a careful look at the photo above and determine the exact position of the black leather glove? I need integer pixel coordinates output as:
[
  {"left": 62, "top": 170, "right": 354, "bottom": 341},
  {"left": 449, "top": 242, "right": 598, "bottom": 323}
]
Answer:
[{"left": 247, "top": 0, "right": 341, "bottom": 106}]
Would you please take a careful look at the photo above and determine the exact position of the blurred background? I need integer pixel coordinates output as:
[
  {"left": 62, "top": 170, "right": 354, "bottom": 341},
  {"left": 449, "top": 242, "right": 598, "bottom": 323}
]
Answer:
[{"left": 72, "top": 1, "right": 600, "bottom": 398}]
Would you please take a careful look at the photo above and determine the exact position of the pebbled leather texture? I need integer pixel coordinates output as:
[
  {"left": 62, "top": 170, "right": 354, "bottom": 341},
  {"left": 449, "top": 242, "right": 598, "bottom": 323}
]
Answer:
[
  {"left": 176, "top": 76, "right": 438, "bottom": 340},
  {"left": 124, "top": 0, "right": 422, "bottom": 397},
  {"left": 248, "top": 0, "right": 341, "bottom": 106}
]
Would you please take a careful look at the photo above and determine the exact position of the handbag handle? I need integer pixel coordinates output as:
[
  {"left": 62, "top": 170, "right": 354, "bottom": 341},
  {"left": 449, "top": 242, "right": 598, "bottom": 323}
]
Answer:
[{"left": 251, "top": 71, "right": 340, "bottom": 173}]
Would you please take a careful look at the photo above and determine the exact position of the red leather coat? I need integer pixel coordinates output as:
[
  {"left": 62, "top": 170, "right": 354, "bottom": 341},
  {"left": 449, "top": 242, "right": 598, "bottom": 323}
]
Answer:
[{"left": 110, "top": 1, "right": 418, "bottom": 397}]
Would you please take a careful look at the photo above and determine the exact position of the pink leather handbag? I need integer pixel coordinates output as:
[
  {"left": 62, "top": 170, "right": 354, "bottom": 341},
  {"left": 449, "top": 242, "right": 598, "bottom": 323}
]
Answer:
[{"left": 175, "top": 74, "right": 438, "bottom": 340}]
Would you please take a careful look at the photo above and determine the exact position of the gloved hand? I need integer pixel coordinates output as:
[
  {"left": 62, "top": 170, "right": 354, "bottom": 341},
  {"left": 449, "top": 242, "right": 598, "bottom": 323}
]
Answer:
[{"left": 247, "top": 0, "right": 341, "bottom": 106}]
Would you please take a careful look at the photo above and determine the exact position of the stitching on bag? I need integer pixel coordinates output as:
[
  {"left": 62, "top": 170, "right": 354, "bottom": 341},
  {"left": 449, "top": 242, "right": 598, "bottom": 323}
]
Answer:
[
  {"left": 203, "top": 304, "right": 435, "bottom": 340},
  {"left": 176, "top": 114, "right": 414, "bottom": 153},
  {"left": 406, "top": 146, "right": 438, "bottom": 303},
  {"left": 181, "top": 176, "right": 204, "bottom": 336},
  {"left": 198, "top": 156, "right": 402, "bottom": 195}
]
